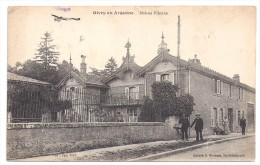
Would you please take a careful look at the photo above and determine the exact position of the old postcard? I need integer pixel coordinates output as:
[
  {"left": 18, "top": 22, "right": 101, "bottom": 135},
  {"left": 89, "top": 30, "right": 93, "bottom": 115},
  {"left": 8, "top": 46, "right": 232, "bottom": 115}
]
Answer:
[{"left": 7, "top": 6, "right": 256, "bottom": 162}]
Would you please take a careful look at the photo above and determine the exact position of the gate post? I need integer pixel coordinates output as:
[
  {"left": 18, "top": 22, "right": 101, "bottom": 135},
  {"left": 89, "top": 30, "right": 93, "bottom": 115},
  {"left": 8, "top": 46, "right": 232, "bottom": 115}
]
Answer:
[{"left": 7, "top": 111, "right": 12, "bottom": 123}]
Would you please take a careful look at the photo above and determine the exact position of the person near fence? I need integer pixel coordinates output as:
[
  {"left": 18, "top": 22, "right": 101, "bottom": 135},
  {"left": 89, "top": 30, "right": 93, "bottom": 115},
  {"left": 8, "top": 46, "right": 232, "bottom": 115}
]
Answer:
[
  {"left": 178, "top": 114, "right": 190, "bottom": 141},
  {"left": 240, "top": 116, "right": 247, "bottom": 135},
  {"left": 190, "top": 113, "right": 204, "bottom": 141}
]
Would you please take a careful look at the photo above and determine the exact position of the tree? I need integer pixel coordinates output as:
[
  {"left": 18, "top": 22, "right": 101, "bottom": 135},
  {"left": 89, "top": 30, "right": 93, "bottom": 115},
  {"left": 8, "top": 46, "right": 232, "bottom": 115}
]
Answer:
[
  {"left": 34, "top": 32, "right": 60, "bottom": 69},
  {"left": 8, "top": 62, "right": 22, "bottom": 73},
  {"left": 152, "top": 81, "right": 178, "bottom": 121},
  {"left": 151, "top": 81, "right": 194, "bottom": 121},
  {"left": 56, "top": 60, "right": 79, "bottom": 84},
  {"left": 104, "top": 57, "right": 117, "bottom": 75},
  {"left": 14, "top": 60, "right": 46, "bottom": 80},
  {"left": 89, "top": 67, "right": 106, "bottom": 77},
  {"left": 138, "top": 97, "right": 155, "bottom": 122},
  {"left": 89, "top": 57, "right": 118, "bottom": 77},
  {"left": 8, "top": 59, "right": 79, "bottom": 85}
]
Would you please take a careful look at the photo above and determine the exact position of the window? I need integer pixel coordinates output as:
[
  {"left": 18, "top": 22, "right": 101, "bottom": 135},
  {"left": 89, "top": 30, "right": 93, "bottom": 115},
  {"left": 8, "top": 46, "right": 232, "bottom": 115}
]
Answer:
[
  {"left": 213, "top": 79, "right": 223, "bottom": 95},
  {"left": 128, "top": 108, "right": 137, "bottom": 117},
  {"left": 161, "top": 74, "right": 169, "bottom": 81},
  {"left": 211, "top": 107, "right": 218, "bottom": 127},
  {"left": 66, "top": 87, "right": 77, "bottom": 100},
  {"left": 125, "top": 87, "right": 129, "bottom": 99},
  {"left": 129, "top": 87, "right": 135, "bottom": 100},
  {"left": 156, "top": 72, "right": 176, "bottom": 85},
  {"left": 211, "top": 107, "right": 225, "bottom": 128},
  {"left": 239, "top": 87, "right": 244, "bottom": 100},
  {"left": 126, "top": 86, "right": 139, "bottom": 100}
]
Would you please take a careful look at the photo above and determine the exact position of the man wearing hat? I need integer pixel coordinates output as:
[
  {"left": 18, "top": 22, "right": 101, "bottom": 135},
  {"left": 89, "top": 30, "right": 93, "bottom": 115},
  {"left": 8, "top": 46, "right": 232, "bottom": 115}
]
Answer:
[
  {"left": 178, "top": 114, "right": 190, "bottom": 141},
  {"left": 240, "top": 115, "right": 247, "bottom": 135},
  {"left": 190, "top": 113, "right": 204, "bottom": 141}
]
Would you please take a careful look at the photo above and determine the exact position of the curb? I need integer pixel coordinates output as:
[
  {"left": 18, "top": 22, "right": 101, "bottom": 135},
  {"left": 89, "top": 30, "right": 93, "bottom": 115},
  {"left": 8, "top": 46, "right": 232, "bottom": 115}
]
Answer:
[{"left": 128, "top": 135, "right": 253, "bottom": 161}]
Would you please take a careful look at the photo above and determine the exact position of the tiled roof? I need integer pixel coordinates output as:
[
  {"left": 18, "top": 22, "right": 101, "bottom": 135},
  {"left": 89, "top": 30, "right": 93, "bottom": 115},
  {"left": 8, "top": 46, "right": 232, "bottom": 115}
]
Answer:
[
  {"left": 137, "top": 54, "right": 255, "bottom": 93},
  {"left": 57, "top": 71, "right": 108, "bottom": 89},
  {"left": 7, "top": 72, "right": 51, "bottom": 85},
  {"left": 101, "top": 59, "right": 141, "bottom": 84},
  {"left": 81, "top": 74, "right": 108, "bottom": 87}
]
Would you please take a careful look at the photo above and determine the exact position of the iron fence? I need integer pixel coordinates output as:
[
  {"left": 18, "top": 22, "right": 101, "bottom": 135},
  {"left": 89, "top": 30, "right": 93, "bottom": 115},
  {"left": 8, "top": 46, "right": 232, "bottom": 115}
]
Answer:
[{"left": 7, "top": 88, "right": 144, "bottom": 123}]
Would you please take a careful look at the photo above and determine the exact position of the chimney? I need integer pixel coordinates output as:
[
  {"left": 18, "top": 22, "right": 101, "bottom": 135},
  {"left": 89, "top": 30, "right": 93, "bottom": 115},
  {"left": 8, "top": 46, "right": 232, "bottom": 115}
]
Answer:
[
  {"left": 188, "top": 54, "right": 201, "bottom": 65},
  {"left": 80, "top": 55, "right": 86, "bottom": 76},
  {"left": 233, "top": 74, "right": 240, "bottom": 82}
]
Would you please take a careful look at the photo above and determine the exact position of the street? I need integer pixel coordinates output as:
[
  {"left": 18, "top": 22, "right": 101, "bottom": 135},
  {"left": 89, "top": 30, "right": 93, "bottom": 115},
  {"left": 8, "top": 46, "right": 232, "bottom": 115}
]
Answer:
[{"left": 156, "top": 136, "right": 255, "bottom": 161}]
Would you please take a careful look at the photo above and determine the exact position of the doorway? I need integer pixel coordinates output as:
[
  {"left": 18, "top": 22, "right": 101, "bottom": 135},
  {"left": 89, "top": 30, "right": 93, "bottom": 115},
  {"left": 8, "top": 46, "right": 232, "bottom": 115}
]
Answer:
[
  {"left": 228, "top": 108, "right": 233, "bottom": 132},
  {"left": 247, "top": 103, "right": 255, "bottom": 132},
  {"left": 127, "top": 107, "right": 138, "bottom": 122}
]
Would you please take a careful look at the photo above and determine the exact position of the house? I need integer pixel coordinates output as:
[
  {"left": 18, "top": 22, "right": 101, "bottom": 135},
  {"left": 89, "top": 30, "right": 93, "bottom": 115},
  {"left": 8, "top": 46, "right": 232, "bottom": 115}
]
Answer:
[
  {"left": 57, "top": 42, "right": 144, "bottom": 123},
  {"left": 101, "top": 40, "right": 144, "bottom": 122},
  {"left": 7, "top": 72, "right": 52, "bottom": 123},
  {"left": 56, "top": 55, "right": 108, "bottom": 122},
  {"left": 56, "top": 33, "right": 255, "bottom": 136},
  {"left": 101, "top": 34, "right": 255, "bottom": 136}
]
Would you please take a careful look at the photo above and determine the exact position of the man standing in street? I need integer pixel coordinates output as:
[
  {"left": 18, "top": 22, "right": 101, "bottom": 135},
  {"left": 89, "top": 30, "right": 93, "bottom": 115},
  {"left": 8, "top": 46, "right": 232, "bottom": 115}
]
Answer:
[
  {"left": 190, "top": 113, "right": 204, "bottom": 141},
  {"left": 178, "top": 114, "right": 190, "bottom": 141},
  {"left": 240, "top": 116, "right": 247, "bottom": 135}
]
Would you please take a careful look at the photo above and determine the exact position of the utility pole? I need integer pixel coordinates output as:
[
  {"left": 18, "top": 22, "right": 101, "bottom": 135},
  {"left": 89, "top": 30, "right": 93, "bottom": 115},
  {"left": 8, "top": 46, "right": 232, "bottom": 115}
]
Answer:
[
  {"left": 69, "top": 53, "right": 72, "bottom": 78},
  {"left": 177, "top": 15, "right": 181, "bottom": 59},
  {"left": 177, "top": 15, "right": 181, "bottom": 96}
]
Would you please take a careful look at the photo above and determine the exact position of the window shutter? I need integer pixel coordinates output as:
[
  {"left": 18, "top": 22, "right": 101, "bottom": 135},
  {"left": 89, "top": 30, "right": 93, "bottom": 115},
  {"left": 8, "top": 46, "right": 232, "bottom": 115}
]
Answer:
[
  {"left": 136, "top": 86, "right": 139, "bottom": 100},
  {"left": 212, "top": 79, "right": 215, "bottom": 94},
  {"left": 239, "top": 88, "right": 241, "bottom": 99},
  {"left": 242, "top": 88, "right": 244, "bottom": 100},
  {"left": 125, "top": 87, "right": 129, "bottom": 99},
  {"left": 221, "top": 81, "right": 223, "bottom": 95},
  {"left": 217, "top": 80, "right": 220, "bottom": 94},
  {"left": 156, "top": 74, "right": 161, "bottom": 82},
  {"left": 171, "top": 72, "right": 176, "bottom": 85},
  {"left": 223, "top": 108, "right": 226, "bottom": 118},
  {"left": 169, "top": 73, "right": 173, "bottom": 83},
  {"left": 211, "top": 108, "right": 215, "bottom": 127}
]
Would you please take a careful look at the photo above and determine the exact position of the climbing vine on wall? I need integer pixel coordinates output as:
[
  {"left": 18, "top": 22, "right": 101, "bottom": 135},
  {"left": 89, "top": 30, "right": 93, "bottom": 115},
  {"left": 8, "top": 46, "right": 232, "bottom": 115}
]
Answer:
[{"left": 151, "top": 81, "right": 194, "bottom": 121}]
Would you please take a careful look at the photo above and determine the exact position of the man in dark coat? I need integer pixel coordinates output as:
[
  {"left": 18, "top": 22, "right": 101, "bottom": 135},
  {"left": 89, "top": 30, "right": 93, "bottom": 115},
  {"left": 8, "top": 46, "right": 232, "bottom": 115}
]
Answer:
[
  {"left": 178, "top": 114, "right": 190, "bottom": 141},
  {"left": 240, "top": 116, "right": 247, "bottom": 135},
  {"left": 190, "top": 113, "right": 204, "bottom": 141}
]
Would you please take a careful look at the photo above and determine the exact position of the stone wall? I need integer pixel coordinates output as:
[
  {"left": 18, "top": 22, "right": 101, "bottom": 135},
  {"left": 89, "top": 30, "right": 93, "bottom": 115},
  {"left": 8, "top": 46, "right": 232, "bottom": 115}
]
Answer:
[{"left": 7, "top": 122, "right": 177, "bottom": 160}]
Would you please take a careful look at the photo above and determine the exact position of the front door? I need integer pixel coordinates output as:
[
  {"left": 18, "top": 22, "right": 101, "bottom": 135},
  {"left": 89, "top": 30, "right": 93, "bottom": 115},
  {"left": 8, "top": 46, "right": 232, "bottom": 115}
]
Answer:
[
  {"left": 228, "top": 108, "right": 233, "bottom": 132},
  {"left": 128, "top": 107, "right": 138, "bottom": 122}
]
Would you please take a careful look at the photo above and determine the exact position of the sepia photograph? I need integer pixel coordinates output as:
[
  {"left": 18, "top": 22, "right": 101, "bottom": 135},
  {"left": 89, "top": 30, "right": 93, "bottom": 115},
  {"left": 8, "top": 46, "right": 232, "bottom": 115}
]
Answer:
[{"left": 6, "top": 6, "right": 256, "bottom": 162}]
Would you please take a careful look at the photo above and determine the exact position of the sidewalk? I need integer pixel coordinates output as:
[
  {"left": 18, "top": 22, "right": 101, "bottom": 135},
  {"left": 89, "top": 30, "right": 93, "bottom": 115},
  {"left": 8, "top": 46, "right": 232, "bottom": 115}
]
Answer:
[{"left": 15, "top": 133, "right": 254, "bottom": 162}]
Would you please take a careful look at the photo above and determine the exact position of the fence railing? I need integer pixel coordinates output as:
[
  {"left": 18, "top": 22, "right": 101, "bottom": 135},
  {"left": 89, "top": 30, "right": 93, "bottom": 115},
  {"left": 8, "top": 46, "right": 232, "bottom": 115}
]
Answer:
[
  {"left": 7, "top": 88, "right": 145, "bottom": 123},
  {"left": 102, "top": 92, "right": 144, "bottom": 106},
  {"left": 8, "top": 88, "right": 58, "bottom": 123}
]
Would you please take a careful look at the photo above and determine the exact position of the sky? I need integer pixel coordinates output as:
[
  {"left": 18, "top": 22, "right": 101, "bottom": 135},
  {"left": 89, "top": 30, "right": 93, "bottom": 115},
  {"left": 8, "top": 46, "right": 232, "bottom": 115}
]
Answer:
[{"left": 8, "top": 6, "right": 256, "bottom": 88}]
